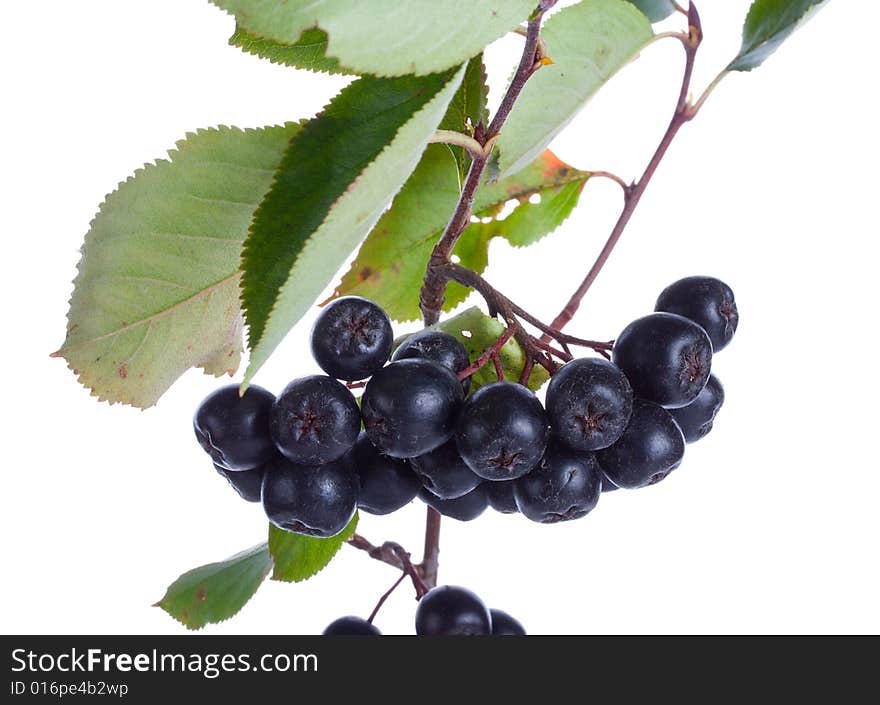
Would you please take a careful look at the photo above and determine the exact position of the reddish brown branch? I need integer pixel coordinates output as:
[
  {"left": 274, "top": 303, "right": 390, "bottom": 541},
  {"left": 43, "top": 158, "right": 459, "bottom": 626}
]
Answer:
[{"left": 549, "top": 3, "right": 704, "bottom": 333}]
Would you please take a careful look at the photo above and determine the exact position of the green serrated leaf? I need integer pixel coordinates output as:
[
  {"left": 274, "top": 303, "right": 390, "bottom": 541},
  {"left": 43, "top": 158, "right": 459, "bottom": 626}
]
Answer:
[
  {"left": 429, "top": 308, "right": 550, "bottom": 392},
  {"left": 440, "top": 54, "right": 490, "bottom": 184},
  {"left": 624, "top": 0, "right": 677, "bottom": 23},
  {"left": 156, "top": 543, "right": 272, "bottom": 630},
  {"left": 268, "top": 513, "right": 359, "bottom": 583},
  {"left": 53, "top": 124, "right": 299, "bottom": 408},
  {"left": 242, "top": 67, "right": 465, "bottom": 385},
  {"left": 229, "top": 26, "right": 354, "bottom": 75},
  {"left": 333, "top": 148, "right": 589, "bottom": 322},
  {"left": 728, "top": 0, "right": 828, "bottom": 72},
  {"left": 211, "top": 0, "right": 535, "bottom": 77},
  {"left": 496, "top": 0, "right": 653, "bottom": 179}
]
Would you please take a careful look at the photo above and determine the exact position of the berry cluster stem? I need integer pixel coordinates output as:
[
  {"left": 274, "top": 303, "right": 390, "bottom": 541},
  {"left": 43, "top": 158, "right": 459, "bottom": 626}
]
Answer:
[{"left": 548, "top": 3, "right": 706, "bottom": 333}]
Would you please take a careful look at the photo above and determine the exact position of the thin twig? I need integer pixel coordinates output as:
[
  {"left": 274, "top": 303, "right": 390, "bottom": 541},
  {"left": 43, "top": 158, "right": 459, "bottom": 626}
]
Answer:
[
  {"left": 457, "top": 328, "right": 514, "bottom": 381},
  {"left": 548, "top": 2, "right": 705, "bottom": 333},
  {"left": 367, "top": 572, "right": 406, "bottom": 624}
]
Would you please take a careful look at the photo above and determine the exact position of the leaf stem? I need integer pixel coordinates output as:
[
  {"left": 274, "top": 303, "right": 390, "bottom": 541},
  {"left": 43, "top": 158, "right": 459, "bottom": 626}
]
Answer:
[
  {"left": 547, "top": 2, "right": 706, "bottom": 333},
  {"left": 428, "top": 129, "right": 490, "bottom": 159}
]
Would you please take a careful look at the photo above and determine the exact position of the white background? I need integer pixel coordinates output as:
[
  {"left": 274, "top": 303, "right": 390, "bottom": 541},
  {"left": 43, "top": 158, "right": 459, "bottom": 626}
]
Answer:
[{"left": 2, "top": 1, "right": 878, "bottom": 635}]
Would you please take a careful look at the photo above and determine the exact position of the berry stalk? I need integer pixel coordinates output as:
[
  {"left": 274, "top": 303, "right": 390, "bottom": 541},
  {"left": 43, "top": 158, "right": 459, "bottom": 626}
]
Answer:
[{"left": 548, "top": 3, "right": 706, "bottom": 333}]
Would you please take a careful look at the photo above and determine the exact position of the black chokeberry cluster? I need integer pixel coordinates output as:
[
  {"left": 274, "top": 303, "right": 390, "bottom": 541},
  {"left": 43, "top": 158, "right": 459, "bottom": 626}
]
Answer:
[
  {"left": 323, "top": 584, "right": 525, "bottom": 636},
  {"left": 194, "top": 277, "right": 737, "bottom": 537}
]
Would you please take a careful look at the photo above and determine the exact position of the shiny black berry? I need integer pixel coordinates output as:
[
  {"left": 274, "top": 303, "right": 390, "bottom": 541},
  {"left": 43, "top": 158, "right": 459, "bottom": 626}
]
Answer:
[
  {"left": 392, "top": 330, "right": 471, "bottom": 392},
  {"left": 214, "top": 463, "right": 265, "bottom": 503},
  {"left": 656, "top": 276, "right": 738, "bottom": 352},
  {"left": 455, "top": 382, "right": 550, "bottom": 481},
  {"left": 351, "top": 433, "right": 421, "bottom": 515},
  {"left": 546, "top": 358, "right": 633, "bottom": 451},
  {"left": 490, "top": 609, "right": 526, "bottom": 635},
  {"left": 415, "top": 586, "right": 492, "bottom": 636},
  {"left": 409, "top": 440, "right": 482, "bottom": 500},
  {"left": 269, "top": 376, "right": 360, "bottom": 465},
  {"left": 597, "top": 399, "right": 685, "bottom": 489},
  {"left": 194, "top": 384, "right": 276, "bottom": 471},
  {"left": 612, "top": 313, "right": 712, "bottom": 409},
  {"left": 311, "top": 297, "right": 393, "bottom": 381},
  {"left": 361, "top": 359, "right": 463, "bottom": 458},
  {"left": 262, "top": 455, "right": 358, "bottom": 537},
  {"left": 418, "top": 485, "right": 488, "bottom": 522},
  {"left": 323, "top": 617, "right": 381, "bottom": 635},
  {"left": 513, "top": 439, "right": 602, "bottom": 523},
  {"left": 485, "top": 480, "right": 519, "bottom": 514},
  {"left": 670, "top": 374, "right": 725, "bottom": 443}
]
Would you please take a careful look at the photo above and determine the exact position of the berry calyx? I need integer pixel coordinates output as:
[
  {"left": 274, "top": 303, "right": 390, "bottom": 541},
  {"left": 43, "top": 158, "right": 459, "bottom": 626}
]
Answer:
[
  {"left": 351, "top": 432, "right": 421, "bottom": 515},
  {"left": 656, "top": 276, "right": 739, "bottom": 352},
  {"left": 612, "top": 312, "right": 713, "bottom": 408},
  {"left": 418, "top": 484, "right": 488, "bottom": 522},
  {"left": 269, "top": 375, "right": 360, "bottom": 465},
  {"left": 670, "top": 374, "right": 725, "bottom": 443},
  {"left": 214, "top": 463, "right": 265, "bottom": 503},
  {"left": 323, "top": 616, "right": 381, "bottom": 635},
  {"left": 596, "top": 399, "right": 685, "bottom": 489},
  {"left": 455, "top": 382, "right": 550, "bottom": 481},
  {"left": 261, "top": 455, "right": 358, "bottom": 537},
  {"left": 409, "top": 440, "right": 482, "bottom": 500},
  {"left": 415, "top": 585, "right": 492, "bottom": 636},
  {"left": 194, "top": 384, "right": 276, "bottom": 471},
  {"left": 361, "top": 359, "right": 463, "bottom": 458},
  {"left": 513, "top": 440, "right": 602, "bottom": 523},
  {"left": 392, "top": 330, "right": 472, "bottom": 392},
  {"left": 311, "top": 296, "right": 393, "bottom": 381},
  {"left": 546, "top": 357, "right": 633, "bottom": 451},
  {"left": 490, "top": 609, "right": 526, "bottom": 635}
]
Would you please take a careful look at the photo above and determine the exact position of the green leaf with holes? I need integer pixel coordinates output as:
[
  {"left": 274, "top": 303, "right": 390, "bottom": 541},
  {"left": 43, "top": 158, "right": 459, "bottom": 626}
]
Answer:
[
  {"left": 728, "top": 0, "right": 828, "bottom": 72},
  {"left": 332, "top": 147, "right": 590, "bottom": 322},
  {"left": 240, "top": 67, "right": 465, "bottom": 386},
  {"left": 496, "top": 0, "right": 653, "bottom": 179},
  {"left": 53, "top": 124, "right": 300, "bottom": 408},
  {"left": 269, "top": 513, "right": 359, "bottom": 583},
  {"left": 155, "top": 543, "right": 272, "bottom": 630},
  {"left": 211, "top": 0, "right": 535, "bottom": 76},
  {"left": 428, "top": 307, "right": 550, "bottom": 392}
]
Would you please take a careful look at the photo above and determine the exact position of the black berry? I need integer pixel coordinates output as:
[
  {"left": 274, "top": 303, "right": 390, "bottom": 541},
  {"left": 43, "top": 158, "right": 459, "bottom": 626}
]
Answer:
[
  {"left": 351, "top": 433, "right": 421, "bottom": 515},
  {"left": 418, "top": 485, "right": 488, "bottom": 522},
  {"left": 490, "top": 609, "right": 526, "bottom": 635},
  {"left": 361, "top": 359, "right": 463, "bottom": 458},
  {"left": 670, "top": 374, "right": 724, "bottom": 443},
  {"left": 415, "top": 586, "right": 492, "bottom": 636},
  {"left": 269, "top": 375, "right": 360, "bottom": 465},
  {"left": 194, "top": 384, "right": 276, "bottom": 471},
  {"left": 409, "top": 439, "right": 482, "bottom": 500},
  {"left": 656, "top": 276, "right": 738, "bottom": 352},
  {"left": 455, "top": 382, "right": 549, "bottom": 481},
  {"left": 513, "top": 439, "right": 602, "bottom": 523},
  {"left": 392, "top": 330, "right": 471, "bottom": 392},
  {"left": 485, "top": 480, "right": 519, "bottom": 514},
  {"left": 214, "top": 463, "right": 265, "bottom": 503},
  {"left": 612, "top": 312, "right": 713, "bottom": 408},
  {"left": 546, "top": 357, "right": 633, "bottom": 451},
  {"left": 262, "top": 455, "right": 358, "bottom": 537},
  {"left": 596, "top": 399, "right": 685, "bottom": 489},
  {"left": 323, "top": 616, "right": 381, "bottom": 635},
  {"left": 311, "top": 296, "right": 393, "bottom": 381}
]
